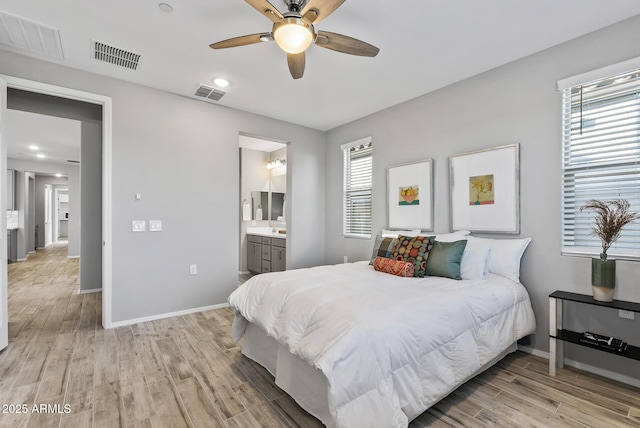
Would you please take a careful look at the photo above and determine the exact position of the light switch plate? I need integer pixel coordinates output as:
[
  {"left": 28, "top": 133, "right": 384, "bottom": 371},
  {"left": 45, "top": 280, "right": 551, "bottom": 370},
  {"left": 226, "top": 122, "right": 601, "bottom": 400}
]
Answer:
[
  {"left": 149, "top": 220, "right": 162, "bottom": 232},
  {"left": 132, "top": 220, "right": 146, "bottom": 232}
]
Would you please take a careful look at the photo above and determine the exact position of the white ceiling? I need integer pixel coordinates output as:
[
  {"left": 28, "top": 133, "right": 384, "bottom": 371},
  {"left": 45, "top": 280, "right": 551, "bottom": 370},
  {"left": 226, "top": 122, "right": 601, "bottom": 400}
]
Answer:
[
  {"left": 5, "top": 109, "right": 80, "bottom": 167},
  {"left": 1, "top": 1, "right": 640, "bottom": 131}
]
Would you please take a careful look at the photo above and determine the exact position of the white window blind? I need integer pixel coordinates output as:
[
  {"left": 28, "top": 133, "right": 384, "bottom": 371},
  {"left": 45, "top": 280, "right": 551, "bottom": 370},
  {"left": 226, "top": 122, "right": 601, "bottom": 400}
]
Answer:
[
  {"left": 342, "top": 137, "right": 372, "bottom": 239},
  {"left": 561, "top": 67, "right": 640, "bottom": 259}
]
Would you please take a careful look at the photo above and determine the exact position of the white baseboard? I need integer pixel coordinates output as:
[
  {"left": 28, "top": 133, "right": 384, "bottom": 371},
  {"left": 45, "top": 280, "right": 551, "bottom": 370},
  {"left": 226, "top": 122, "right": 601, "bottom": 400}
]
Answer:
[
  {"left": 517, "top": 345, "right": 640, "bottom": 388},
  {"left": 239, "top": 270, "right": 250, "bottom": 275},
  {"left": 67, "top": 255, "right": 79, "bottom": 259},
  {"left": 78, "top": 288, "right": 101, "bottom": 295},
  {"left": 109, "top": 303, "right": 230, "bottom": 328}
]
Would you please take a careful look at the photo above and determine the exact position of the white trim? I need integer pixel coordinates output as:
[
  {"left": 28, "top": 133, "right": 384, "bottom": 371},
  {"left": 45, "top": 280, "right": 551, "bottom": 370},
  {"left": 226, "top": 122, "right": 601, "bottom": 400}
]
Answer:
[
  {"left": 0, "top": 75, "right": 114, "bottom": 329},
  {"left": 557, "top": 56, "right": 640, "bottom": 90},
  {"left": 78, "top": 288, "right": 101, "bottom": 295},
  {"left": 517, "top": 345, "right": 640, "bottom": 388},
  {"left": 109, "top": 303, "right": 230, "bottom": 328},
  {"left": 339, "top": 136, "right": 371, "bottom": 151},
  {"left": 67, "top": 255, "right": 79, "bottom": 259}
]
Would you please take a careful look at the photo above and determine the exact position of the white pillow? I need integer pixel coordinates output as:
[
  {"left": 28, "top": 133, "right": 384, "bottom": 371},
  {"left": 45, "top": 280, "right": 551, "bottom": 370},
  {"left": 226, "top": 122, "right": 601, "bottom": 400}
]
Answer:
[
  {"left": 432, "top": 230, "right": 471, "bottom": 242},
  {"left": 467, "top": 236, "right": 531, "bottom": 282},
  {"left": 381, "top": 228, "right": 422, "bottom": 238},
  {"left": 459, "top": 239, "right": 491, "bottom": 280}
]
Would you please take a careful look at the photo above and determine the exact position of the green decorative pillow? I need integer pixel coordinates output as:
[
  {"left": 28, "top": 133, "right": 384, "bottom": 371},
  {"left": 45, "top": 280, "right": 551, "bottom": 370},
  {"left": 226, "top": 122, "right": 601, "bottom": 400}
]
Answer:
[
  {"left": 425, "top": 240, "right": 468, "bottom": 280},
  {"left": 391, "top": 235, "right": 434, "bottom": 278},
  {"left": 369, "top": 235, "right": 397, "bottom": 265}
]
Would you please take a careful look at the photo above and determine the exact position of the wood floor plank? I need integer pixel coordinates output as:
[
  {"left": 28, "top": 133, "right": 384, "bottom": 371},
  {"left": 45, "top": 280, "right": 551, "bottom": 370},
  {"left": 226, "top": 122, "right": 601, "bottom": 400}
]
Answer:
[{"left": 176, "top": 376, "right": 225, "bottom": 428}]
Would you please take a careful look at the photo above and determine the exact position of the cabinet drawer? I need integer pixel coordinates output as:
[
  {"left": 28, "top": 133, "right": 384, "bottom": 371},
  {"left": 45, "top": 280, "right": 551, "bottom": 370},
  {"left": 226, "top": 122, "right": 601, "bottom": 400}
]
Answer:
[
  {"left": 262, "top": 245, "right": 271, "bottom": 261},
  {"left": 262, "top": 260, "right": 271, "bottom": 273},
  {"left": 272, "top": 238, "right": 286, "bottom": 248},
  {"left": 247, "top": 234, "right": 262, "bottom": 244},
  {"left": 262, "top": 237, "right": 272, "bottom": 246}
]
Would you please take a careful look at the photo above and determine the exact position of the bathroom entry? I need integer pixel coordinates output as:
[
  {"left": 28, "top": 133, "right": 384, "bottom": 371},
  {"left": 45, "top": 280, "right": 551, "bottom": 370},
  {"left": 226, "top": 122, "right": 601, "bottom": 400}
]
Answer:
[{"left": 238, "top": 134, "right": 287, "bottom": 281}]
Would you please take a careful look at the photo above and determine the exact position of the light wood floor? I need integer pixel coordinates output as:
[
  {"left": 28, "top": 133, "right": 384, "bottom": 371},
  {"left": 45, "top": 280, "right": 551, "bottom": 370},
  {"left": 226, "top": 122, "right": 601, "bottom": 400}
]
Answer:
[{"left": 1, "top": 244, "right": 639, "bottom": 427}]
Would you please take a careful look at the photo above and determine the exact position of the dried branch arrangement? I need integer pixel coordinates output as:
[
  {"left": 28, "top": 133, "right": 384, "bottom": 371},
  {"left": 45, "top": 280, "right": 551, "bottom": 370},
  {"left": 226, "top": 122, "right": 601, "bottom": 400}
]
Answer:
[{"left": 580, "top": 199, "right": 639, "bottom": 259}]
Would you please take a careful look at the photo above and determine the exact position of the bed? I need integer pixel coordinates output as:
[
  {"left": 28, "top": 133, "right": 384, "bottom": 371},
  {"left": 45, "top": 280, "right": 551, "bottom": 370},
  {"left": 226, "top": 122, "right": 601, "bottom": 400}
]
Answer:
[{"left": 228, "top": 234, "right": 536, "bottom": 428}]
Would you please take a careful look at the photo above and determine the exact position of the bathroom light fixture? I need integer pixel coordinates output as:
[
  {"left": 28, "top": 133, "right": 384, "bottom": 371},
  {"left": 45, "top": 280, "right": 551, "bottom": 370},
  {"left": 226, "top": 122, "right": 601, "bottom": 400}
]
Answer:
[
  {"left": 55, "top": 173, "right": 62, "bottom": 177},
  {"left": 272, "top": 18, "right": 313, "bottom": 54},
  {"left": 266, "top": 158, "right": 286, "bottom": 170}
]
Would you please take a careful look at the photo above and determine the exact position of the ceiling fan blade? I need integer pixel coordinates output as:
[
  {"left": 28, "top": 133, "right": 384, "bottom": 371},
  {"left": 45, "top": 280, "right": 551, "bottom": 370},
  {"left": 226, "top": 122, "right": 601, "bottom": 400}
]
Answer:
[
  {"left": 301, "top": 0, "right": 345, "bottom": 24},
  {"left": 287, "top": 52, "right": 305, "bottom": 79},
  {"left": 316, "top": 31, "right": 379, "bottom": 57},
  {"left": 244, "top": 0, "right": 283, "bottom": 23},
  {"left": 209, "top": 33, "right": 270, "bottom": 49}
]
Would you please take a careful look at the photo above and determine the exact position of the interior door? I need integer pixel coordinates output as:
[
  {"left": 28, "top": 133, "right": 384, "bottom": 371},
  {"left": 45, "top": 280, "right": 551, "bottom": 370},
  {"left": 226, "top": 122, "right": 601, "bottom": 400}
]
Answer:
[{"left": 0, "top": 77, "right": 8, "bottom": 351}]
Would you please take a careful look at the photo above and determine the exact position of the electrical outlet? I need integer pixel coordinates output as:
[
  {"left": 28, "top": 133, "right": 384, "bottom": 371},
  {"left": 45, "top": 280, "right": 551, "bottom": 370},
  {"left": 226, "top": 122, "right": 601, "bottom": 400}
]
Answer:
[
  {"left": 619, "top": 309, "right": 635, "bottom": 320},
  {"left": 189, "top": 264, "right": 197, "bottom": 275}
]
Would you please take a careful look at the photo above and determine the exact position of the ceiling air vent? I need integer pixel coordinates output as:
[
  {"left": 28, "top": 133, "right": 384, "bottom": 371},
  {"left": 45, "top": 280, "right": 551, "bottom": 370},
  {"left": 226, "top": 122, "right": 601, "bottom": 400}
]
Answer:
[
  {"left": 92, "top": 40, "right": 141, "bottom": 70},
  {"left": 67, "top": 160, "right": 80, "bottom": 164},
  {"left": 194, "top": 84, "right": 226, "bottom": 102},
  {"left": 0, "top": 11, "right": 64, "bottom": 59}
]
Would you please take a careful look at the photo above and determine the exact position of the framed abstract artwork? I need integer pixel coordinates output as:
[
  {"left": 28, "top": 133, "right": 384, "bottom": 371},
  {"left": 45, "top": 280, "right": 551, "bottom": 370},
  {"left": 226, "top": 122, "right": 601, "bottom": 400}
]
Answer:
[
  {"left": 387, "top": 159, "right": 433, "bottom": 231},
  {"left": 449, "top": 144, "right": 520, "bottom": 233}
]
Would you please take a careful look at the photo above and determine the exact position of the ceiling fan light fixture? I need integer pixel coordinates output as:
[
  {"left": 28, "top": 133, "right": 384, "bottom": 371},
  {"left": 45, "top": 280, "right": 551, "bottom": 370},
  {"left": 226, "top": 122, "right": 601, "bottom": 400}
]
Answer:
[{"left": 273, "top": 17, "right": 314, "bottom": 54}]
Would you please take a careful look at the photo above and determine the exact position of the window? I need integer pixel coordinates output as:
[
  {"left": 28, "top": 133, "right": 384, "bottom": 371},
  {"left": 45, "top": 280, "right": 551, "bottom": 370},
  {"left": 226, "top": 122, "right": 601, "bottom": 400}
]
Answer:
[
  {"left": 342, "top": 137, "right": 372, "bottom": 239},
  {"left": 560, "top": 66, "right": 640, "bottom": 259}
]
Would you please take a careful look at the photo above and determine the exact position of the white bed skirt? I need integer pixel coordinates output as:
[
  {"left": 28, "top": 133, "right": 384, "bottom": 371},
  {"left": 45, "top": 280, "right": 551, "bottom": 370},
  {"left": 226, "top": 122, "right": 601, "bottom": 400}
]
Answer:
[{"left": 242, "top": 321, "right": 517, "bottom": 427}]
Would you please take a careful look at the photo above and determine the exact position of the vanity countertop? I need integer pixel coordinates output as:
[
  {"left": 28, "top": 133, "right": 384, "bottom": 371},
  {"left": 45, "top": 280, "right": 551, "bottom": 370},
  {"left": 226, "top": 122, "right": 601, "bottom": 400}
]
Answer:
[{"left": 247, "top": 227, "right": 286, "bottom": 239}]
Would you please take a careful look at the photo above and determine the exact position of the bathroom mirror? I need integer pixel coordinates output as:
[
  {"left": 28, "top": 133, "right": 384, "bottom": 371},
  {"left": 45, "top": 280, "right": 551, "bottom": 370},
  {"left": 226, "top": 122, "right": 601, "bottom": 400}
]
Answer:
[
  {"left": 251, "top": 191, "right": 268, "bottom": 220},
  {"left": 271, "top": 192, "right": 285, "bottom": 221}
]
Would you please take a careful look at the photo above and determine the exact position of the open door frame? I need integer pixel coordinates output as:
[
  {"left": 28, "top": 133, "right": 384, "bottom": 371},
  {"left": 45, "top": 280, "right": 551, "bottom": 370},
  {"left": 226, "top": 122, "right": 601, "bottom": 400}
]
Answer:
[
  {"left": 0, "top": 75, "right": 114, "bottom": 332},
  {"left": 0, "top": 76, "right": 8, "bottom": 350}
]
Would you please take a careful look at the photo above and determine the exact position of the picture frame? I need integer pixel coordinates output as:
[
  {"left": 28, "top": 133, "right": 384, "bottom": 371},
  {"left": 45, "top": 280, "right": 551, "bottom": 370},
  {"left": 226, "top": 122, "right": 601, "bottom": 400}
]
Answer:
[
  {"left": 449, "top": 144, "right": 520, "bottom": 233},
  {"left": 387, "top": 159, "right": 433, "bottom": 231}
]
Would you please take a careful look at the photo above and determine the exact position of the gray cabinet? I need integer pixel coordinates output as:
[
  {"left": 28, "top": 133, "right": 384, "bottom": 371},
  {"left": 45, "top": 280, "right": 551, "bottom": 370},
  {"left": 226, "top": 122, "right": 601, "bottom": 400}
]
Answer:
[
  {"left": 6, "top": 169, "right": 14, "bottom": 210},
  {"left": 247, "top": 235, "right": 262, "bottom": 274},
  {"left": 7, "top": 230, "right": 17, "bottom": 264},
  {"left": 247, "top": 234, "right": 286, "bottom": 274},
  {"left": 271, "top": 238, "right": 286, "bottom": 272}
]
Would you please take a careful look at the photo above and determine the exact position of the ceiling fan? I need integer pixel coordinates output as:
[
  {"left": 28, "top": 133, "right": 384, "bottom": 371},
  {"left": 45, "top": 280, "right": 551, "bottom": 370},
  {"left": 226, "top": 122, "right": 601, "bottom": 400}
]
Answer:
[{"left": 209, "top": 0, "right": 379, "bottom": 79}]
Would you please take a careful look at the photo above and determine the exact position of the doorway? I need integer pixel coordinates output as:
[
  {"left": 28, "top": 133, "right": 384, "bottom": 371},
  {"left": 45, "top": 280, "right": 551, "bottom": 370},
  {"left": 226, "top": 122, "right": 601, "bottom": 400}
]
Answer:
[
  {"left": 238, "top": 134, "right": 288, "bottom": 283},
  {"left": 0, "top": 75, "right": 113, "bottom": 332}
]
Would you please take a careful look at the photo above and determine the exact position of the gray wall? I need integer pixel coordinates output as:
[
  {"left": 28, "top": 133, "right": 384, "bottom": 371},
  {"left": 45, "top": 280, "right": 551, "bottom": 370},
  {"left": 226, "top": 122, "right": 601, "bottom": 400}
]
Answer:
[
  {"left": 325, "top": 15, "right": 640, "bottom": 381},
  {"left": 0, "top": 50, "right": 326, "bottom": 323},
  {"left": 80, "top": 121, "right": 102, "bottom": 291}
]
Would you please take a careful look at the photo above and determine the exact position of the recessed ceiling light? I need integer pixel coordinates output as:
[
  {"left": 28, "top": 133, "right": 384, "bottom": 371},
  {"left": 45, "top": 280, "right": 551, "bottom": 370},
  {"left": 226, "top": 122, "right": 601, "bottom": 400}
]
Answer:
[
  {"left": 28, "top": 144, "right": 39, "bottom": 150},
  {"left": 159, "top": 3, "right": 173, "bottom": 13},
  {"left": 55, "top": 173, "right": 62, "bottom": 178},
  {"left": 213, "top": 78, "right": 229, "bottom": 88},
  {"left": 36, "top": 153, "right": 45, "bottom": 159}
]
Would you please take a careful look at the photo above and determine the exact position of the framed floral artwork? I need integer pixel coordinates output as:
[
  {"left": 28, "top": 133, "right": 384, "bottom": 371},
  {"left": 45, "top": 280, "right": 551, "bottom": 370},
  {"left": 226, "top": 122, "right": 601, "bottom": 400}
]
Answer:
[
  {"left": 387, "top": 159, "right": 433, "bottom": 231},
  {"left": 449, "top": 144, "right": 520, "bottom": 233}
]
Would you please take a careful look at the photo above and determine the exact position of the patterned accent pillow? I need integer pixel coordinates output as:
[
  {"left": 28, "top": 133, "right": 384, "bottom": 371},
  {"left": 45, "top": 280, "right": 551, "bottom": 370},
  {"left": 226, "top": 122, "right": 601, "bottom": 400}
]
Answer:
[
  {"left": 369, "top": 235, "right": 397, "bottom": 265},
  {"left": 391, "top": 235, "right": 434, "bottom": 278},
  {"left": 373, "top": 257, "right": 414, "bottom": 277}
]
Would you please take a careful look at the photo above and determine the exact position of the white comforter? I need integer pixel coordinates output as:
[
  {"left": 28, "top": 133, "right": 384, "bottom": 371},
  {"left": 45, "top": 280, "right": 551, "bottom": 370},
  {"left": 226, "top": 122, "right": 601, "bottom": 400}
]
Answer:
[{"left": 229, "top": 262, "right": 536, "bottom": 428}]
